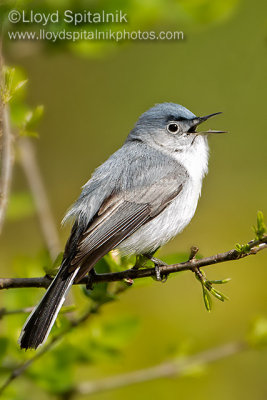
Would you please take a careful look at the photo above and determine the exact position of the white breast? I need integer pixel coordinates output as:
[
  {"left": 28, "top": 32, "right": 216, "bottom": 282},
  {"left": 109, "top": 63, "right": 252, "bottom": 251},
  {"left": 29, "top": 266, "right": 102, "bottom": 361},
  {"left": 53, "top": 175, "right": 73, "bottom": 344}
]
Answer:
[{"left": 117, "top": 136, "right": 209, "bottom": 255}]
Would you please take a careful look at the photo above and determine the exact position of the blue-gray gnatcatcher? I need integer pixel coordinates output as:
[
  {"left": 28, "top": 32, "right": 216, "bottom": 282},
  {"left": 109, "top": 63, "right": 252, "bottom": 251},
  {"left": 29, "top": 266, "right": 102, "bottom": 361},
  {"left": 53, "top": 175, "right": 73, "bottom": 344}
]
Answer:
[{"left": 19, "top": 102, "right": 224, "bottom": 349}]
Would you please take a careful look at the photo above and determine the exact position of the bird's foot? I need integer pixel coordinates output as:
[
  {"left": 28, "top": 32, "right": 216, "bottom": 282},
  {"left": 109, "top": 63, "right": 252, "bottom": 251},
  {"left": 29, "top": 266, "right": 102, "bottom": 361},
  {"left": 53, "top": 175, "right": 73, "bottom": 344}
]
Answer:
[
  {"left": 145, "top": 255, "right": 168, "bottom": 282},
  {"left": 86, "top": 268, "right": 97, "bottom": 290},
  {"left": 133, "top": 254, "right": 168, "bottom": 282}
]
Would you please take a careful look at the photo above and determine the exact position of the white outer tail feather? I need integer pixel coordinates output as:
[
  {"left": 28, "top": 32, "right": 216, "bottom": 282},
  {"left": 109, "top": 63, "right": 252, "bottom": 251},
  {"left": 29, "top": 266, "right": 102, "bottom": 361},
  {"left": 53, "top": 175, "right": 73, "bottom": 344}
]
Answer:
[{"left": 18, "top": 268, "right": 79, "bottom": 349}]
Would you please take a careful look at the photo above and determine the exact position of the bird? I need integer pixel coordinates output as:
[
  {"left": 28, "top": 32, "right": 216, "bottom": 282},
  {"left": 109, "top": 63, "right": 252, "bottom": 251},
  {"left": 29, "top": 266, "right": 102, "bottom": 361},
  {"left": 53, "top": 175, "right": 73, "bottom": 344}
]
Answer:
[{"left": 19, "top": 102, "right": 224, "bottom": 350}]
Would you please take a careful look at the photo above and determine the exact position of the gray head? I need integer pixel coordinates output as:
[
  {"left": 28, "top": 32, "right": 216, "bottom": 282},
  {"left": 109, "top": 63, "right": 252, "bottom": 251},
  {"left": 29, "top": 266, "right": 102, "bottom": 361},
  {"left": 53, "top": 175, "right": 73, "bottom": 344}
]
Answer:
[{"left": 127, "top": 102, "right": 224, "bottom": 151}]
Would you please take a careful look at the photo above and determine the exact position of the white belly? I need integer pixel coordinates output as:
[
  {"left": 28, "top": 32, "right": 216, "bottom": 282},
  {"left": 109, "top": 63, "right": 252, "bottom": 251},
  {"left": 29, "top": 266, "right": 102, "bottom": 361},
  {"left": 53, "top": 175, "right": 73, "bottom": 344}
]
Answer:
[
  {"left": 117, "top": 135, "right": 209, "bottom": 255},
  {"left": 117, "top": 178, "right": 201, "bottom": 255}
]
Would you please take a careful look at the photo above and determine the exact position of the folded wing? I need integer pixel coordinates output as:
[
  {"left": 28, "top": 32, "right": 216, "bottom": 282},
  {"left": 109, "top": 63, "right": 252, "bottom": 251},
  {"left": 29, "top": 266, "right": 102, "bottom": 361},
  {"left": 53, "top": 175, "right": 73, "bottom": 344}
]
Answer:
[{"left": 69, "top": 169, "right": 184, "bottom": 282}]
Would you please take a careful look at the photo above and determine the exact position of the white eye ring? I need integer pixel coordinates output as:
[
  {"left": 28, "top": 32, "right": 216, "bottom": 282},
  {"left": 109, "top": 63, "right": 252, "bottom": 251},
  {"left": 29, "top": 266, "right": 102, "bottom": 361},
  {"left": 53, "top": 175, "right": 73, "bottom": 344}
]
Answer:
[{"left": 167, "top": 122, "right": 179, "bottom": 134}]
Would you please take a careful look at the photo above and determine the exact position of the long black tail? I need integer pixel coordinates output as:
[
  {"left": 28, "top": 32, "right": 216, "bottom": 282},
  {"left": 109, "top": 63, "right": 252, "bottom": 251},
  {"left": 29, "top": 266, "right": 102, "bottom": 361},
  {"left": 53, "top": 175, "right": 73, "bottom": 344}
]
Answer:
[{"left": 19, "top": 266, "right": 78, "bottom": 350}]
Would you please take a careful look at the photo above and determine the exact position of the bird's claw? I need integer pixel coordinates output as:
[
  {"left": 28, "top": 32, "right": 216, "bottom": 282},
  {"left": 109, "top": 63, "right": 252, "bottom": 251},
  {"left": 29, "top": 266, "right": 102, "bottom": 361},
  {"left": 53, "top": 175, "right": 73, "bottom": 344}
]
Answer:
[
  {"left": 155, "top": 264, "right": 161, "bottom": 281},
  {"left": 86, "top": 268, "right": 97, "bottom": 290},
  {"left": 137, "top": 254, "right": 168, "bottom": 282},
  {"left": 152, "top": 260, "right": 168, "bottom": 283}
]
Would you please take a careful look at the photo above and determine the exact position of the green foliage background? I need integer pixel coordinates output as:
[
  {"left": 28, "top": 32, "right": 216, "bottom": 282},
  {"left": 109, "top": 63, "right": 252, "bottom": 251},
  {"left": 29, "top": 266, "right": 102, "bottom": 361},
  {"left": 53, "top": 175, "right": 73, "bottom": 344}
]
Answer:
[{"left": 0, "top": 0, "right": 267, "bottom": 399}]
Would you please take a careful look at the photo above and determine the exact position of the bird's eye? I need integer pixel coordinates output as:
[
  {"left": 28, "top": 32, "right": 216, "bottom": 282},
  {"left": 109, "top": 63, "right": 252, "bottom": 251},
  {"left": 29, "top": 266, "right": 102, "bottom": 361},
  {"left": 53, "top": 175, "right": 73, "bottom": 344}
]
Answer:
[{"left": 167, "top": 123, "right": 179, "bottom": 134}]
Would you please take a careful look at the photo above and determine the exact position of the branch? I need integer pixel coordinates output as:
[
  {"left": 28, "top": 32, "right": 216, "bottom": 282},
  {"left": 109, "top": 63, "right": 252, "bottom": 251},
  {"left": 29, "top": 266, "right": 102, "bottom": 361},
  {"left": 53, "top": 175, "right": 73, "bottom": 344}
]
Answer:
[
  {"left": 0, "top": 236, "right": 266, "bottom": 290},
  {"left": 0, "top": 38, "right": 14, "bottom": 234},
  {"left": 0, "top": 239, "right": 265, "bottom": 395},
  {"left": 18, "top": 137, "right": 61, "bottom": 259},
  {"left": 77, "top": 341, "right": 247, "bottom": 396}
]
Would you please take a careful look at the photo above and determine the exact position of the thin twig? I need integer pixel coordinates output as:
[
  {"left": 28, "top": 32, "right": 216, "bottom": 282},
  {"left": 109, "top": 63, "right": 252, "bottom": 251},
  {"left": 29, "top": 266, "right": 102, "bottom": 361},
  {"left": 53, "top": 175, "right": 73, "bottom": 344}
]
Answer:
[
  {"left": 188, "top": 245, "right": 199, "bottom": 261},
  {"left": 77, "top": 341, "right": 247, "bottom": 396},
  {"left": 0, "top": 34, "right": 60, "bottom": 253},
  {"left": 0, "top": 306, "right": 34, "bottom": 318},
  {"left": 0, "top": 305, "right": 76, "bottom": 319},
  {"left": 18, "top": 137, "right": 61, "bottom": 259},
  {"left": 0, "top": 236, "right": 266, "bottom": 290},
  {"left": 0, "top": 37, "right": 14, "bottom": 234}
]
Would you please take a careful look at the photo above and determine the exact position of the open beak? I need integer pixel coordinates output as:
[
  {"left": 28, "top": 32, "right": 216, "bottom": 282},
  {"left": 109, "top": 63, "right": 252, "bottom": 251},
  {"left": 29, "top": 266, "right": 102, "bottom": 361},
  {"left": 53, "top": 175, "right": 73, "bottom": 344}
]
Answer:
[{"left": 188, "top": 112, "right": 227, "bottom": 135}]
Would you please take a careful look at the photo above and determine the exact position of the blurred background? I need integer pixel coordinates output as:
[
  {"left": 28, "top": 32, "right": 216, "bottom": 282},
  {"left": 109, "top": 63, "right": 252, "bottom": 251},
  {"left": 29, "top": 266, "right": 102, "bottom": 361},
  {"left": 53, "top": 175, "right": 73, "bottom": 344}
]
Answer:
[{"left": 0, "top": 0, "right": 267, "bottom": 399}]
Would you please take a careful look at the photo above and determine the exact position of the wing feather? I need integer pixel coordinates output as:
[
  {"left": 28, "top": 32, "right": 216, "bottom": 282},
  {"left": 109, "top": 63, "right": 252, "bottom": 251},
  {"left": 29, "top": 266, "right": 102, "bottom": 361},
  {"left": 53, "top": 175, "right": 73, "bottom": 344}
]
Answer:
[
  {"left": 70, "top": 182, "right": 183, "bottom": 282},
  {"left": 63, "top": 143, "right": 188, "bottom": 282},
  {"left": 70, "top": 201, "right": 151, "bottom": 281}
]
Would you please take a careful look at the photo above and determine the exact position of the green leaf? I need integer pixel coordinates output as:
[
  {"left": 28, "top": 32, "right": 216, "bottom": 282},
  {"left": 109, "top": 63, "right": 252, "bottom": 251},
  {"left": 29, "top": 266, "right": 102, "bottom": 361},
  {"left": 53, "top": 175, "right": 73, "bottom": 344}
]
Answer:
[
  {"left": 19, "top": 105, "right": 44, "bottom": 137},
  {"left": 253, "top": 211, "right": 266, "bottom": 240},
  {"left": 13, "top": 79, "right": 28, "bottom": 95},
  {"left": 202, "top": 286, "right": 212, "bottom": 312},
  {"left": 209, "top": 278, "right": 231, "bottom": 284},
  {"left": 94, "top": 257, "right": 111, "bottom": 274},
  {"left": 104, "top": 251, "right": 127, "bottom": 272},
  {"left": 235, "top": 243, "right": 251, "bottom": 254},
  {"left": 209, "top": 287, "right": 229, "bottom": 302},
  {"left": 1, "top": 66, "right": 15, "bottom": 103},
  {"left": 1, "top": 66, "right": 28, "bottom": 104}
]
